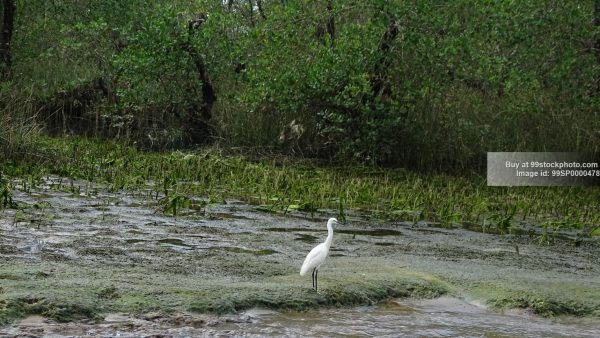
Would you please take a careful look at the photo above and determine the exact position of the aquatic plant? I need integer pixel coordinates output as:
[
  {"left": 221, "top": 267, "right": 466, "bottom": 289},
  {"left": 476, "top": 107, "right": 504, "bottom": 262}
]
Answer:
[
  {"left": 1, "top": 136, "right": 599, "bottom": 242},
  {"left": 0, "top": 170, "right": 14, "bottom": 208}
]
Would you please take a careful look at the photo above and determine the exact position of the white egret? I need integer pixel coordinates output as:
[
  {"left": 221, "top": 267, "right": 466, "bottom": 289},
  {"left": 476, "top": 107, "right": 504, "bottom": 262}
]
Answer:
[{"left": 300, "top": 217, "right": 340, "bottom": 291}]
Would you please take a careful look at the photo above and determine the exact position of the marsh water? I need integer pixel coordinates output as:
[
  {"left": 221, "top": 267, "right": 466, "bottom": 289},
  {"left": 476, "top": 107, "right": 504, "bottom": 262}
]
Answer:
[
  {"left": 3, "top": 298, "right": 599, "bottom": 337},
  {"left": 1, "top": 176, "right": 599, "bottom": 337}
]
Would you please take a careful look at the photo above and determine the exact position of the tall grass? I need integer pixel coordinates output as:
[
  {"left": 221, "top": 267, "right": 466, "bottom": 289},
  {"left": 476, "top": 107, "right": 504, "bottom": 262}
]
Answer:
[
  {"left": 392, "top": 86, "right": 600, "bottom": 170},
  {"left": 0, "top": 90, "right": 42, "bottom": 159},
  {"left": 0, "top": 90, "right": 42, "bottom": 208}
]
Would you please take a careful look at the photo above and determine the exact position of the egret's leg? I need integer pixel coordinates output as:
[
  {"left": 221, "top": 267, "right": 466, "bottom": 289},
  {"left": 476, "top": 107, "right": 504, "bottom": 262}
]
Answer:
[
  {"left": 312, "top": 268, "right": 316, "bottom": 289},
  {"left": 315, "top": 269, "right": 318, "bottom": 292}
]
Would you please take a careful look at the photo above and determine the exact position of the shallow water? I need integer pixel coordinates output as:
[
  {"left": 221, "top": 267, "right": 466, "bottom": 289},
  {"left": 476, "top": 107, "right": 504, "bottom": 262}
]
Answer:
[
  {"left": 213, "top": 298, "right": 600, "bottom": 338},
  {"left": 3, "top": 298, "right": 598, "bottom": 337}
]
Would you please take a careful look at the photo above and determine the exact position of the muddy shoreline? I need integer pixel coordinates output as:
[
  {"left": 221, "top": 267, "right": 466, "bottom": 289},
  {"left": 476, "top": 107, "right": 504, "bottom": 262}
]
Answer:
[{"left": 1, "top": 177, "right": 599, "bottom": 334}]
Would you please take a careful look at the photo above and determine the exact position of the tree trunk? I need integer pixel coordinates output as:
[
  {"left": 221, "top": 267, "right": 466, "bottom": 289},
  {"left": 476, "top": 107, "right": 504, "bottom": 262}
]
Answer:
[
  {"left": 326, "top": 1, "right": 335, "bottom": 47},
  {"left": 183, "top": 17, "right": 217, "bottom": 144},
  {"left": 315, "top": 1, "right": 335, "bottom": 47},
  {"left": 184, "top": 45, "right": 216, "bottom": 121},
  {"left": 595, "top": 0, "right": 600, "bottom": 94},
  {"left": 371, "top": 17, "right": 399, "bottom": 97},
  {"left": 248, "top": 0, "right": 255, "bottom": 27},
  {"left": 0, "top": 0, "right": 16, "bottom": 81},
  {"left": 257, "top": 0, "right": 267, "bottom": 20},
  {"left": 227, "top": 0, "right": 235, "bottom": 11}
]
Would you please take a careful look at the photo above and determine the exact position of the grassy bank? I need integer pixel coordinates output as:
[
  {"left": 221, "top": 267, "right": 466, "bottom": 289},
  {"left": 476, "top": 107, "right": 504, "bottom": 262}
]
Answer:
[
  {"left": 1, "top": 136, "right": 599, "bottom": 241},
  {"left": 0, "top": 259, "right": 447, "bottom": 324}
]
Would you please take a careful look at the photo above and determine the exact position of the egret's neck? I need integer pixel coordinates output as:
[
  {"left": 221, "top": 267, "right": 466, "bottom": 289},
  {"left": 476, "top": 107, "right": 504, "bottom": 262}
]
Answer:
[{"left": 325, "top": 221, "right": 334, "bottom": 247}]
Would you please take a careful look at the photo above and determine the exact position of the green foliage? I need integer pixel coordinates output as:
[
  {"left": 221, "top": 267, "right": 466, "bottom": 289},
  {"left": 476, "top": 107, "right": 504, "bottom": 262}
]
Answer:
[
  {"left": 3, "top": 0, "right": 600, "bottom": 167},
  {"left": 111, "top": 4, "right": 200, "bottom": 137},
  {"left": 211, "top": 0, "right": 600, "bottom": 166}
]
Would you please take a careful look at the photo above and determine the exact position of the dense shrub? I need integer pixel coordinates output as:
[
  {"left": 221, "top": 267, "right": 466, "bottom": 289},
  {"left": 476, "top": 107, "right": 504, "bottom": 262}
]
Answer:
[{"left": 2, "top": 0, "right": 599, "bottom": 169}]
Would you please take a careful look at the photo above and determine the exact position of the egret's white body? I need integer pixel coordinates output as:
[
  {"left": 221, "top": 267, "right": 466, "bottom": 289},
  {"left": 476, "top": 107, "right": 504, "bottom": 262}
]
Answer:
[{"left": 300, "top": 218, "right": 338, "bottom": 291}]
